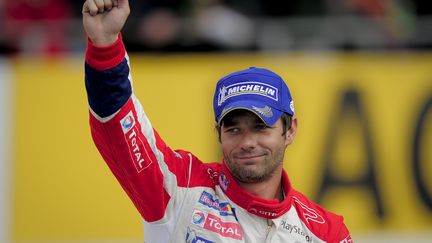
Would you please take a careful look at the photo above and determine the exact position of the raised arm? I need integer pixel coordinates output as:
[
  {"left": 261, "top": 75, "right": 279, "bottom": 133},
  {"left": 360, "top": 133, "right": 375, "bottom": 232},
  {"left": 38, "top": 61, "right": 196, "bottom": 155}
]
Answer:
[
  {"left": 83, "top": 0, "right": 131, "bottom": 115},
  {"left": 82, "top": 0, "right": 196, "bottom": 235}
]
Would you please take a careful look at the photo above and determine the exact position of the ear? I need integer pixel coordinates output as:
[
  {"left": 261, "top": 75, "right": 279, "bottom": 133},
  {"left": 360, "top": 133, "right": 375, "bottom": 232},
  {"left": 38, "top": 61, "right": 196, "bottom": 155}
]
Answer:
[{"left": 284, "top": 117, "right": 297, "bottom": 146}]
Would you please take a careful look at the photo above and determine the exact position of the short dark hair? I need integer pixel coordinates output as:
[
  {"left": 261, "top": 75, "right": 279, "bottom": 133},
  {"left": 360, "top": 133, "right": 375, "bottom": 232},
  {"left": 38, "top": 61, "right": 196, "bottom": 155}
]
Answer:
[{"left": 280, "top": 113, "right": 292, "bottom": 136}]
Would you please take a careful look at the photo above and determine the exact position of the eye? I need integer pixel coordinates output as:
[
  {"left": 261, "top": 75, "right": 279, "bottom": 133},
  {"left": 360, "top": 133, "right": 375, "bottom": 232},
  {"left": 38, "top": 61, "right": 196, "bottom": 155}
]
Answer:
[
  {"left": 255, "top": 123, "right": 269, "bottom": 130},
  {"left": 224, "top": 127, "right": 240, "bottom": 134}
]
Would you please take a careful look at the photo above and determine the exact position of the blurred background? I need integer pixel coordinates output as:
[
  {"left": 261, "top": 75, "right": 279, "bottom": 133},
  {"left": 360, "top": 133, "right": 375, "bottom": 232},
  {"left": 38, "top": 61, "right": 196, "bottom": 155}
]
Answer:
[
  {"left": 2, "top": 0, "right": 432, "bottom": 54},
  {"left": 0, "top": 0, "right": 431, "bottom": 242}
]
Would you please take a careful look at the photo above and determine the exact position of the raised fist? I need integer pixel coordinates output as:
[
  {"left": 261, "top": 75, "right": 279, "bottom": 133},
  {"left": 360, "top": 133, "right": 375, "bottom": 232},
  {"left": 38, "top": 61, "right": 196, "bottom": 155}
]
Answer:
[{"left": 82, "top": 0, "right": 130, "bottom": 46}]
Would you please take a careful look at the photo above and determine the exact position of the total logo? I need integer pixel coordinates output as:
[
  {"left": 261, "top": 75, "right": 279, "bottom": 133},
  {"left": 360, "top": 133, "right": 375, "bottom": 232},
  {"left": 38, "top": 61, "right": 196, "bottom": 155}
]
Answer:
[
  {"left": 120, "top": 111, "right": 153, "bottom": 173},
  {"left": 192, "top": 210, "right": 205, "bottom": 226},
  {"left": 191, "top": 209, "right": 243, "bottom": 240},
  {"left": 120, "top": 111, "right": 135, "bottom": 133}
]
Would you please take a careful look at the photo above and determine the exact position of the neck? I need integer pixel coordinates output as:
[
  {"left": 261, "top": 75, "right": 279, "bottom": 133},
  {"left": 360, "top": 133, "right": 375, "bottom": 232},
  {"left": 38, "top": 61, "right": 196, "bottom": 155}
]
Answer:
[{"left": 238, "top": 167, "right": 284, "bottom": 201}]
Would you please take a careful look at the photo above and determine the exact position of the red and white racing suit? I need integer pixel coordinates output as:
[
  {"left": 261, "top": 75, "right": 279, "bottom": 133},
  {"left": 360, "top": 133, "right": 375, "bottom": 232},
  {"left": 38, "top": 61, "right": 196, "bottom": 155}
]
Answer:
[{"left": 85, "top": 36, "right": 353, "bottom": 243}]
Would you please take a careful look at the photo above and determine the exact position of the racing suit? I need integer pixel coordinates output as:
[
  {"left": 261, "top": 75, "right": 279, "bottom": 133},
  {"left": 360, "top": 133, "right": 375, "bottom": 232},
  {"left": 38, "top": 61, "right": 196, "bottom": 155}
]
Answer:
[{"left": 85, "top": 36, "right": 353, "bottom": 243}]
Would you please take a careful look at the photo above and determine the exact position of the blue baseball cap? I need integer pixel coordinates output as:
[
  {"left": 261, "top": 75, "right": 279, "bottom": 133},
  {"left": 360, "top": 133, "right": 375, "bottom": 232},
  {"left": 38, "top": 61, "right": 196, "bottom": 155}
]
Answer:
[{"left": 213, "top": 67, "right": 294, "bottom": 126}]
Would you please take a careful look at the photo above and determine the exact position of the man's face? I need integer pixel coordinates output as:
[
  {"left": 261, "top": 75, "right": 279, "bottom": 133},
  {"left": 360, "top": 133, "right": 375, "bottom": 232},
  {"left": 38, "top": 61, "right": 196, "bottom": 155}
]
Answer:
[{"left": 220, "top": 110, "right": 296, "bottom": 184}]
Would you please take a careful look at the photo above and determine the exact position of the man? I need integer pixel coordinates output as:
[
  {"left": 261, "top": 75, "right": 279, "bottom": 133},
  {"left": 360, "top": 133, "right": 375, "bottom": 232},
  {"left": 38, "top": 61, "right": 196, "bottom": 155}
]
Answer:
[{"left": 83, "top": 0, "right": 353, "bottom": 242}]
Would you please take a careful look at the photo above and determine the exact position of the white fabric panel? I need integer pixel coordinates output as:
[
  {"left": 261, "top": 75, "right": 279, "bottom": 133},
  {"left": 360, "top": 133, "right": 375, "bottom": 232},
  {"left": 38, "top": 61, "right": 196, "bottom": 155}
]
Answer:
[{"left": 0, "top": 58, "right": 12, "bottom": 243}]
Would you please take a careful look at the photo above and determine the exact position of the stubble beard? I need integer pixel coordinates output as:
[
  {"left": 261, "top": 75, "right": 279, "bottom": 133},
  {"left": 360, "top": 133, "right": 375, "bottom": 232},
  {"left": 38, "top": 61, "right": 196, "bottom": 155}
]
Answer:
[{"left": 225, "top": 147, "right": 285, "bottom": 184}]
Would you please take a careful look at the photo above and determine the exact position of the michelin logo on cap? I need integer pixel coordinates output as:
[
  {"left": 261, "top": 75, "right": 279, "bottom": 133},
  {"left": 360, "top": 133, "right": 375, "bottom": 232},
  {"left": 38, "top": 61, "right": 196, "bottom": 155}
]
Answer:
[{"left": 217, "top": 81, "right": 278, "bottom": 106}]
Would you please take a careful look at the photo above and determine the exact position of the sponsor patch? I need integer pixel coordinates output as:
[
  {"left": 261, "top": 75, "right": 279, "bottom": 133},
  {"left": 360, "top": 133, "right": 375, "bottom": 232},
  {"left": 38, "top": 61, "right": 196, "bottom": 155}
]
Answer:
[
  {"left": 204, "top": 214, "right": 243, "bottom": 240},
  {"left": 198, "top": 191, "right": 235, "bottom": 217},
  {"left": 290, "top": 100, "right": 295, "bottom": 112},
  {"left": 191, "top": 209, "right": 206, "bottom": 227},
  {"left": 280, "top": 220, "right": 312, "bottom": 242},
  {"left": 120, "top": 111, "right": 153, "bottom": 172},
  {"left": 217, "top": 81, "right": 278, "bottom": 106},
  {"left": 186, "top": 227, "right": 214, "bottom": 243},
  {"left": 207, "top": 168, "right": 218, "bottom": 179},
  {"left": 248, "top": 207, "right": 279, "bottom": 218},
  {"left": 191, "top": 210, "right": 243, "bottom": 240},
  {"left": 219, "top": 173, "right": 230, "bottom": 191},
  {"left": 120, "top": 111, "right": 135, "bottom": 133}
]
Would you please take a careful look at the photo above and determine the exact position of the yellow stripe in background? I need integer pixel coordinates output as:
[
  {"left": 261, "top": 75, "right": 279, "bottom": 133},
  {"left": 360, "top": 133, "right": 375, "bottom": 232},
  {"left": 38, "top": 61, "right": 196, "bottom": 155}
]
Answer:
[{"left": 9, "top": 53, "right": 432, "bottom": 242}]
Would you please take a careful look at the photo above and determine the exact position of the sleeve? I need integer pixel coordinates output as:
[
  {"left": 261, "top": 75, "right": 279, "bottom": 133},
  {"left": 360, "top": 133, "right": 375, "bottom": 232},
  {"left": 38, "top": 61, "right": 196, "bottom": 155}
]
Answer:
[
  {"left": 333, "top": 222, "right": 353, "bottom": 243},
  {"left": 84, "top": 34, "right": 193, "bottom": 223},
  {"left": 291, "top": 191, "right": 353, "bottom": 243}
]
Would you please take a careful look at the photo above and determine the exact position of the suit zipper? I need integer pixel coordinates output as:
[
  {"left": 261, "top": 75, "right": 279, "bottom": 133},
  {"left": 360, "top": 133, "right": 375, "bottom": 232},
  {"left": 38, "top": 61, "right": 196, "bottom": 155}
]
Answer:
[{"left": 265, "top": 219, "right": 272, "bottom": 240}]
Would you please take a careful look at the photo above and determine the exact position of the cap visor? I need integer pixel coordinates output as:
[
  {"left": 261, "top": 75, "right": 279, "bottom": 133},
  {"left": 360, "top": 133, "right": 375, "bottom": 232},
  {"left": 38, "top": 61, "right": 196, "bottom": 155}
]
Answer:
[{"left": 217, "top": 100, "right": 283, "bottom": 126}]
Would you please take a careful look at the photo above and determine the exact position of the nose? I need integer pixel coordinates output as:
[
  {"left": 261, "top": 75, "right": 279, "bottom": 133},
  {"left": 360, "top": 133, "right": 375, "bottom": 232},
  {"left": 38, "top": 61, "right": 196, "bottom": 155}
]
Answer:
[{"left": 239, "top": 131, "right": 258, "bottom": 151}]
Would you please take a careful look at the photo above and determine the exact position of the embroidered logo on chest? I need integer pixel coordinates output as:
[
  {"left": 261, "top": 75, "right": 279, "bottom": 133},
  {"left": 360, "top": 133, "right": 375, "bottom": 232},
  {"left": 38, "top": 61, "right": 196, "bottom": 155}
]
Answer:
[{"left": 191, "top": 209, "right": 243, "bottom": 240}]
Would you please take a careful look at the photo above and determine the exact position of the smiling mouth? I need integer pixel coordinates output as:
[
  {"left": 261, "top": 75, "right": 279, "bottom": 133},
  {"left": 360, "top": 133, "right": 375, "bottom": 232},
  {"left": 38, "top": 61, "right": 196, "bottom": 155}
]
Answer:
[
  {"left": 237, "top": 155, "right": 262, "bottom": 159},
  {"left": 235, "top": 155, "right": 264, "bottom": 163}
]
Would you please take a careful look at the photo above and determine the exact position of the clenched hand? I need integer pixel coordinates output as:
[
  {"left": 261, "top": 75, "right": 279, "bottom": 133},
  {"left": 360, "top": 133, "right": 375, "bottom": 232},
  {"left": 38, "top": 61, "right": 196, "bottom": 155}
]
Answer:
[{"left": 82, "top": 0, "right": 130, "bottom": 46}]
